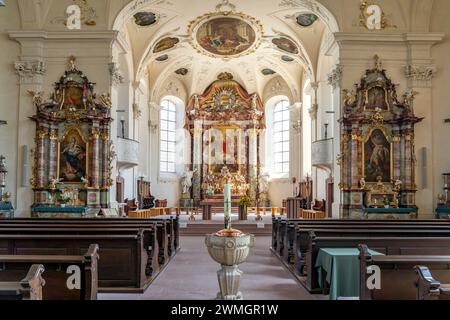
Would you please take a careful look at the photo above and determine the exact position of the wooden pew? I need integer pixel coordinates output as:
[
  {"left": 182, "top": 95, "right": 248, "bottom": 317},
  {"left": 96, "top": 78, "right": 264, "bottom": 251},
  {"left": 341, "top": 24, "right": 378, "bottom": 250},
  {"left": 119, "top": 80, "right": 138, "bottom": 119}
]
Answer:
[
  {"left": 359, "top": 244, "right": 450, "bottom": 300},
  {"left": 272, "top": 217, "right": 450, "bottom": 274},
  {"left": 415, "top": 266, "right": 450, "bottom": 300},
  {"left": 0, "top": 244, "right": 98, "bottom": 300},
  {"left": 1, "top": 215, "right": 180, "bottom": 257},
  {"left": 0, "top": 228, "right": 157, "bottom": 293},
  {"left": 0, "top": 264, "right": 44, "bottom": 300},
  {"left": 292, "top": 226, "right": 450, "bottom": 277},
  {"left": 305, "top": 233, "right": 450, "bottom": 293}
]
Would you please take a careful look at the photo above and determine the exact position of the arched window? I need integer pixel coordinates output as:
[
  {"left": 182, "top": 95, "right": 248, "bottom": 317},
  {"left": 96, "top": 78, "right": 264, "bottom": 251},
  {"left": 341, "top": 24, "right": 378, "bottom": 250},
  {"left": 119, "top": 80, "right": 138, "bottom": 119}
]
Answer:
[
  {"left": 160, "top": 99, "right": 177, "bottom": 173},
  {"left": 273, "top": 100, "right": 290, "bottom": 174}
]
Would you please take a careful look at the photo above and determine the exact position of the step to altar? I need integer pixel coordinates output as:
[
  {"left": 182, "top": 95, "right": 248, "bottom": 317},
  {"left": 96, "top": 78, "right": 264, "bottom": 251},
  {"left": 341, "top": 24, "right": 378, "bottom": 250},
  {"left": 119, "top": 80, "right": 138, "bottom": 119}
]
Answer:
[{"left": 179, "top": 221, "right": 272, "bottom": 236}]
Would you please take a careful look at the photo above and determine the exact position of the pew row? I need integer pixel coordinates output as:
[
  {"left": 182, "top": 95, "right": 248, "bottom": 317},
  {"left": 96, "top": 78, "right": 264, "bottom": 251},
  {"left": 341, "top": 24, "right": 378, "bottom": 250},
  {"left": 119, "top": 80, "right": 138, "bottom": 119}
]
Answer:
[
  {"left": 415, "top": 266, "right": 450, "bottom": 300},
  {"left": 0, "top": 216, "right": 180, "bottom": 258},
  {"left": 0, "top": 244, "right": 98, "bottom": 300},
  {"left": 0, "top": 229, "right": 157, "bottom": 293},
  {"left": 0, "top": 264, "right": 44, "bottom": 300},
  {"left": 305, "top": 235, "right": 450, "bottom": 293},
  {"left": 358, "top": 244, "right": 450, "bottom": 300}
]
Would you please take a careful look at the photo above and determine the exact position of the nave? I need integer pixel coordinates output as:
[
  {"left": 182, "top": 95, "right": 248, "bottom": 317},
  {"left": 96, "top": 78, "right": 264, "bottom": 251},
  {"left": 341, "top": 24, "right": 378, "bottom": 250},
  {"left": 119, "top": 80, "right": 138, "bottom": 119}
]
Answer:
[{"left": 98, "top": 236, "right": 320, "bottom": 301}]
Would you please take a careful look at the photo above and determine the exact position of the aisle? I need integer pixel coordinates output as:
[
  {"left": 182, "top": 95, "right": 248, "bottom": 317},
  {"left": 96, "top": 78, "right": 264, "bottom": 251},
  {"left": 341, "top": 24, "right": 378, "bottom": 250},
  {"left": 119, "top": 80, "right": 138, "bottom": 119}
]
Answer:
[{"left": 98, "top": 236, "right": 319, "bottom": 300}]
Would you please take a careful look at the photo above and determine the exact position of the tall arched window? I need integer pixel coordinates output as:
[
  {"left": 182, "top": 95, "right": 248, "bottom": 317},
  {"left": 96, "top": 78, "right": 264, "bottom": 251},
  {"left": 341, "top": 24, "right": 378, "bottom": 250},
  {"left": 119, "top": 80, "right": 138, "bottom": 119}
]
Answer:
[
  {"left": 160, "top": 99, "right": 177, "bottom": 173},
  {"left": 273, "top": 100, "right": 290, "bottom": 174}
]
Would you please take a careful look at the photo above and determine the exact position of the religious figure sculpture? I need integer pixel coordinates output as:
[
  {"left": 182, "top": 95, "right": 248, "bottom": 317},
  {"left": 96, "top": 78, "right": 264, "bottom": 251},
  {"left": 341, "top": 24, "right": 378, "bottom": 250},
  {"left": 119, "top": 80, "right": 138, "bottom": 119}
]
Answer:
[{"left": 181, "top": 169, "right": 195, "bottom": 195}]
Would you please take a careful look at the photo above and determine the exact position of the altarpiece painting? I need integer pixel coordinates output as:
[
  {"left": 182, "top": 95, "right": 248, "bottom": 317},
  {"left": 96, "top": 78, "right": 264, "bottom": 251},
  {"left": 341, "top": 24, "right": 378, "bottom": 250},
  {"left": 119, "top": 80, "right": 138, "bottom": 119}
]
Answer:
[{"left": 339, "top": 55, "right": 423, "bottom": 218}]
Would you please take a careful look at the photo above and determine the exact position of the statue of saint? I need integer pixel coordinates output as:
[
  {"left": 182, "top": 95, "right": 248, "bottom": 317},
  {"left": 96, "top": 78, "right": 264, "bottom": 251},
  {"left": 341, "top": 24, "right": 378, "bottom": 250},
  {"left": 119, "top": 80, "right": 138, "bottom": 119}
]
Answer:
[{"left": 181, "top": 169, "right": 195, "bottom": 195}]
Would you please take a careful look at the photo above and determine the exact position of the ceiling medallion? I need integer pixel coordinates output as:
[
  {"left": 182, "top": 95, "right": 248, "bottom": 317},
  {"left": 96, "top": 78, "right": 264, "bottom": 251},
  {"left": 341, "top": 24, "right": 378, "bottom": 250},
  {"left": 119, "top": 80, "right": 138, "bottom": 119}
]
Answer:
[
  {"left": 175, "top": 68, "right": 189, "bottom": 76},
  {"left": 155, "top": 54, "right": 169, "bottom": 62},
  {"left": 133, "top": 12, "right": 158, "bottom": 27},
  {"left": 296, "top": 13, "right": 318, "bottom": 27},
  {"left": 281, "top": 55, "right": 295, "bottom": 62},
  {"left": 261, "top": 69, "right": 276, "bottom": 76},
  {"left": 188, "top": 2, "right": 263, "bottom": 59}
]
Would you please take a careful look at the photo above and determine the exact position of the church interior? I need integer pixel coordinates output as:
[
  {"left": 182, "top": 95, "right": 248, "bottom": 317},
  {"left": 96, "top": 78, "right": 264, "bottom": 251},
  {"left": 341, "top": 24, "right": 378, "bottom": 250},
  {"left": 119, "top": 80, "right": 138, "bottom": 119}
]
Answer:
[{"left": 1, "top": 0, "right": 450, "bottom": 304}]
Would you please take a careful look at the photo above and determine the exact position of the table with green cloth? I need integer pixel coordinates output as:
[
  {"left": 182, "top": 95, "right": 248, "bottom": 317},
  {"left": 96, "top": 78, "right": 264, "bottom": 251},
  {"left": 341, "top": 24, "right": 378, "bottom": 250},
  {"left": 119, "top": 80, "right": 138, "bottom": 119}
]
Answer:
[{"left": 315, "top": 248, "right": 384, "bottom": 300}]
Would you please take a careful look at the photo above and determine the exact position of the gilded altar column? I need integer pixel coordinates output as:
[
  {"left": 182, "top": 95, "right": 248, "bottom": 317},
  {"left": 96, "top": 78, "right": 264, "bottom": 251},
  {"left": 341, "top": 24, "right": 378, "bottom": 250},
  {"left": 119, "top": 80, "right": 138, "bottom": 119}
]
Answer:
[
  {"left": 392, "top": 128, "right": 402, "bottom": 181},
  {"left": 351, "top": 127, "right": 362, "bottom": 189},
  {"left": 192, "top": 120, "right": 203, "bottom": 202},
  {"left": 89, "top": 128, "right": 100, "bottom": 189},
  {"left": 404, "top": 129, "right": 414, "bottom": 189},
  {"left": 48, "top": 128, "right": 58, "bottom": 183},
  {"left": 100, "top": 130, "right": 110, "bottom": 189},
  {"left": 248, "top": 128, "right": 258, "bottom": 199},
  {"left": 35, "top": 128, "right": 48, "bottom": 189}
]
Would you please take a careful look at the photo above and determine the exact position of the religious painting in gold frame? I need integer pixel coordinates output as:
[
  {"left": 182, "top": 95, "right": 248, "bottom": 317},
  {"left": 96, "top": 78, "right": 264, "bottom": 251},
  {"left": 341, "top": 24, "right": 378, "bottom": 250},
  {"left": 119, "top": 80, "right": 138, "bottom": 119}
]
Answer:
[
  {"left": 188, "top": 11, "right": 263, "bottom": 59},
  {"left": 57, "top": 128, "right": 89, "bottom": 184},
  {"left": 364, "top": 85, "right": 389, "bottom": 112},
  {"left": 362, "top": 127, "right": 393, "bottom": 183},
  {"left": 205, "top": 125, "right": 243, "bottom": 174}
]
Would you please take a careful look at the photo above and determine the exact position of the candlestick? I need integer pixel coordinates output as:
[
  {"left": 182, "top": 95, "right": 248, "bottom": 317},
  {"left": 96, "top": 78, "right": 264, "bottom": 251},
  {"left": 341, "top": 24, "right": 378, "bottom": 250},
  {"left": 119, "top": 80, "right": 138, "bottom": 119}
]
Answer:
[{"left": 224, "top": 184, "right": 231, "bottom": 230}]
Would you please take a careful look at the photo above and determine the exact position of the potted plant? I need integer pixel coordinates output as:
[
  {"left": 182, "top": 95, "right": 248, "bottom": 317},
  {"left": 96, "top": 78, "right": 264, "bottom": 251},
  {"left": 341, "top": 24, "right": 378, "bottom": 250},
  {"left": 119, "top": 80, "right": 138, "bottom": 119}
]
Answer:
[
  {"left": 383, "top": 196, "right": 390, "bottom": 209},
  {"left": 59, "top": 196, "right": 70, "bottom": 208},
  {"left": 238, "top": 195, "right": 253, "bottom": 221}
]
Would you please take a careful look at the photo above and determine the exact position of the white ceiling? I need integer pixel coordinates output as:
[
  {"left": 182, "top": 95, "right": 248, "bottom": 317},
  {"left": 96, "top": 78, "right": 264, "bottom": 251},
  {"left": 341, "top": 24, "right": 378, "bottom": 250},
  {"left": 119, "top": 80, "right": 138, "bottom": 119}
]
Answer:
[{"left": 117, "top": 0, "right": 329, "bottom": 100}]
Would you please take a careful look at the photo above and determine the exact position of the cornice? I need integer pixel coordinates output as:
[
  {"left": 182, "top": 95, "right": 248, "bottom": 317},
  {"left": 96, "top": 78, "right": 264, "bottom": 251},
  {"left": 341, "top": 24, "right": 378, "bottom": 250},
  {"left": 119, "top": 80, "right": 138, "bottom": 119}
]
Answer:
[
  {"left": 8, "top": 30, "right": 119, "bottom": 42},
  {"left": 334, "top": 32, "right": 445, "bottom": 45}
]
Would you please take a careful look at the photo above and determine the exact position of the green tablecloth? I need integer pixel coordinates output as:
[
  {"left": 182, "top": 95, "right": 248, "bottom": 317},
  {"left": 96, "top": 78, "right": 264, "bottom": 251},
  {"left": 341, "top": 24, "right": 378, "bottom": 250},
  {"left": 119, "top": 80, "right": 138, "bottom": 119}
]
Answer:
[{"left": 315, "top": 248, "right": 384, "bottom": 300}]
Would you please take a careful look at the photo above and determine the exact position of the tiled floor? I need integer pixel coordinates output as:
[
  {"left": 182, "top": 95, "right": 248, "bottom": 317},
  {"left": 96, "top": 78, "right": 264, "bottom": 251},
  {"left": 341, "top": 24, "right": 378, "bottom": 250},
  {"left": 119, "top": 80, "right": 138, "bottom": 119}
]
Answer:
[{"left": 98, "top": 236, "right": 321, "bottom": 300}]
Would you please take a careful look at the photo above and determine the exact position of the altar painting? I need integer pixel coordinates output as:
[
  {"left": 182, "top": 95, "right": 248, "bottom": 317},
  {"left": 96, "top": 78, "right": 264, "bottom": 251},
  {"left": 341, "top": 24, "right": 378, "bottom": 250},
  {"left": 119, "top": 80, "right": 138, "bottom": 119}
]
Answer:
[
  {"left": 365, "top": 86, "right": 388, "bottom": 111},
  {"left": 363, "top": 128, "right": 392, "bottom": 183},
  {"left": 58, "top": 129, "right": 88, "bottom": 183},
  {"left": 206, "top": 126, "right": 242, "bottom": 174}
]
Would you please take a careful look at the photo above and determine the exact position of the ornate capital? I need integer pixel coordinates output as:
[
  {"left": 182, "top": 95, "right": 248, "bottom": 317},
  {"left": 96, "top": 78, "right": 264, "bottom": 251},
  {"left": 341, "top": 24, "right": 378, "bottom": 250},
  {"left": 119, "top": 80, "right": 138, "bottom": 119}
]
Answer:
[
  {"left": 308, "top": 104, "right": 318, "bottom": 120},
  {"left": 14, "top": 60, "right": 46, "bottom": 84},
  {"left": 133, "top": 103, "right": 142, "bottom": 120},
  {"left": 109, "top": 63, "right": 125, "bottom": 87},
  {"left": 404, "top": 64, "right": 436, "bottom": 87},
  {"left": 327, "top": 64, "right": 343, "bottom": 91}
]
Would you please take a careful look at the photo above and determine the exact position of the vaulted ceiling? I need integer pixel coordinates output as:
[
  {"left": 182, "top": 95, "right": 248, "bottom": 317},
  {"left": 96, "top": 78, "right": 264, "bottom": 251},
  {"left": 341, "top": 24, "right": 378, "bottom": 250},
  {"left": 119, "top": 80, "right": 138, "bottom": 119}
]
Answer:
[{"left": 114, "top": 0, "right": 329, "bottom": 101}]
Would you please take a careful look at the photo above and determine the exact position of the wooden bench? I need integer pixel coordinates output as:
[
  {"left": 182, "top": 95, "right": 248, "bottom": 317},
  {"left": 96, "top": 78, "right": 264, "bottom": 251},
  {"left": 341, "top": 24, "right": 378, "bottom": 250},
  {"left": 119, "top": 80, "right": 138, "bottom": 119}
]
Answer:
[
  {"left": 0, "top": 228, "right": 157, "bottom": 293},
  {"left": 0, "top": 264, "right": 44, "bottom": 300},
  {"left": 359, "top": 244, "right": 450, "bottom": 300},
  {"left": 1, "top": 215, "right": 180, "bottom": 258},
  {"left": 416, "top": 266, "right": 450, "bottom": 300},
  {"left": 305, "top": 234, "right": 450, "bottom": 293},
  {"left": 0, "top": 244, "right": 98, "bottom": 300},
  {"left": 292, "top": 226, "right": 450, "bottom": 277}
]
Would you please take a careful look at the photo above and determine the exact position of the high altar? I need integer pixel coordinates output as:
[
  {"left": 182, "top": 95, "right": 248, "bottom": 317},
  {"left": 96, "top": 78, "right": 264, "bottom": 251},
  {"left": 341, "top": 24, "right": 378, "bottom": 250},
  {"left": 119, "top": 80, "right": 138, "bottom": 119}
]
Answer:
[
  {"left": 184, "top": 72, "right": 266, "bottom": 206},
  {"left": 29, "top": 57, "right": 114, "bottom": 215},
  {"left": 339, "top": 56, "right": 423, "bottom": 219}
]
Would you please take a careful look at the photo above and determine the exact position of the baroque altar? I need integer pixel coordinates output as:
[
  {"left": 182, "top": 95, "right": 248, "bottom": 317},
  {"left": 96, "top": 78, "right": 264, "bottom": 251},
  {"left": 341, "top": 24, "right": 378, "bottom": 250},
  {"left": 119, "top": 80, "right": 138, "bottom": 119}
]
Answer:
[
  {"left": 29, "top": 56, "right": 114, "bottom": 212},
  {"left": 339, "top": 55, "right": 423, "bottom": 219},
  {"left": 184, "top": 72, "right": 266, "bottom": 205}
]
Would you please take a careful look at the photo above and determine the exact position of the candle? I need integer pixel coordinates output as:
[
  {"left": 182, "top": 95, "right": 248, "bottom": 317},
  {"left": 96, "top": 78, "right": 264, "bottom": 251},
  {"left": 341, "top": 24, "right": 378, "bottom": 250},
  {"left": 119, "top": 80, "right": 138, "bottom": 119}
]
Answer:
[{"left": 224, "top": 184, "right": 231, "bottom": 230}]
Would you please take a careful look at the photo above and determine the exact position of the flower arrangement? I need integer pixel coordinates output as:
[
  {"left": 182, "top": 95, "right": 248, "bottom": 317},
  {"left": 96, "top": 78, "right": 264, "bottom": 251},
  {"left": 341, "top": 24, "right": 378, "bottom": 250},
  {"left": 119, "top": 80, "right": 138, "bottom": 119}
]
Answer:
[
  {"left": 59, "top": 196, "right": 70, "bottom": 207},
  {"left": 238, "top": 195, "right": 253, "bottom": 208}
]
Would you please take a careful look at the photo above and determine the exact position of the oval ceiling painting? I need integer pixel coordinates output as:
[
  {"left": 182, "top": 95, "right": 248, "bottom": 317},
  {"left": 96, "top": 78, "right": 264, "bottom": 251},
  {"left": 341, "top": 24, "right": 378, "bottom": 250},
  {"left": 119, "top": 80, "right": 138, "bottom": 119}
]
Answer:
[{"left": 189, "top": 13, "right": 263, "bottom": 58}]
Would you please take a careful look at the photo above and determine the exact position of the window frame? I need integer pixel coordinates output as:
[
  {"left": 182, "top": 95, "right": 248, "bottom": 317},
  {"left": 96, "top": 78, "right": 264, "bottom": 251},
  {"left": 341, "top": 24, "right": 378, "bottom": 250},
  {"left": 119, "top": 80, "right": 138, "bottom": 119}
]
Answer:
[
  {"left": 272, "top": 100, "right": 291, "bottom": 175},
  {"left": 159, "top": 99, "right": 177, "bottom": 174}
]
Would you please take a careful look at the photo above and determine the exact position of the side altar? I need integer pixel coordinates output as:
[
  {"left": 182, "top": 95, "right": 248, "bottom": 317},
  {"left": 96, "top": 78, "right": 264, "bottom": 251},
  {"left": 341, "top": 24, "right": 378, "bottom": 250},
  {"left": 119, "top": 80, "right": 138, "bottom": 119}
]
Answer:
[
  {"left": 339, "top": 55, "right": 423, "bottom": 219},
  {"left": 28, "top": 57, "right": 114, "bottom": 215},
  {"left": 182, "top": 73, "right": 269, "bottom": 208}
]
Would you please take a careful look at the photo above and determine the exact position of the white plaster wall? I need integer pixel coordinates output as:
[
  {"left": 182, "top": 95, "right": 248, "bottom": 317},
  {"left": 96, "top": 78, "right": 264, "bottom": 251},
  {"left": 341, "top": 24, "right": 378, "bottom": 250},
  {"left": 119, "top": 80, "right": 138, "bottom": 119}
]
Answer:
[{"left": 0, "top": 2, "right": 20, "bottom": 211}]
